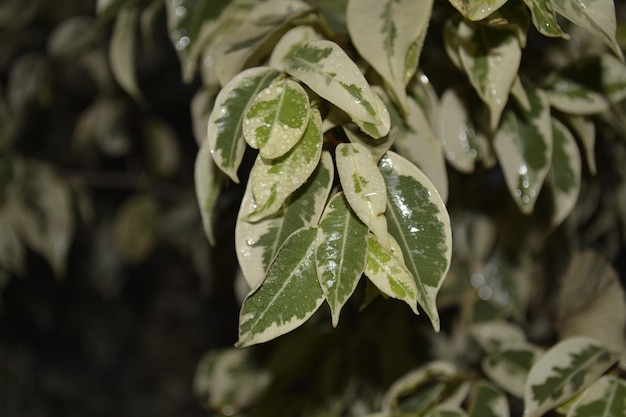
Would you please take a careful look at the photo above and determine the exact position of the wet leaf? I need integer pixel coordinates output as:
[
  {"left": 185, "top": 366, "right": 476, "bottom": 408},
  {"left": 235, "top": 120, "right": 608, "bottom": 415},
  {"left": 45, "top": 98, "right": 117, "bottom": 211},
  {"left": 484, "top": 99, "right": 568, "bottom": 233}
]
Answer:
[
  {"left": 236, "top": 152, "right": 333, "bottom": 289},
  {"left": 493, "top": 79, "right": 552, "bottom": 214},
  {"left": 553, "top": 0, "right": 623, "bottom": 60},
  {"left": 208, "top": 66, "right": 280, "bottom": 183},
  {"left": 483, "top": 344, "right": 544, "bottom": 398},
  {"left": 522, "top": 0, "right": 569, "bottom": 38},
  {"left": 547, "top": 119, "right": 581, "bottom": 227},
  {"left": 109, "top": 4, "right": 143, "bottom": 103},
  {"left": 236, "top": 226, "right": 324, "bottom": 347},
  {"left": 315, "top": 192, "right": 368, "bottom": 327},
  {"left": 545, "top": 73, "right": 610, "bottom": 115},
  {"left": 347, "top": 0, "right": 433, "bottom": 114},
  {"left": 448, "top": 0, "right": 508, "bottom": 21},
  {"left": 365, "top": 232, "right": 419, "bottom": 314},
  {"left": 269, "top": 26, "right": 322, "bottom": 72},
  {"left": 342, "top": 124, "right": 394, "bottom": 163},
  {"left": 286, "top": 40, "right": 390, "bottom": 137},
  {"left": 336, "top": 142, "right": 389, "bottom": 246},
  {"left": 524, "top": 337, "right": 618, "bottom": 417},
  {"left": 457, "top": 21, "right": 521, "bottom": 131},
  {"left": 378, "top": 151, "right": 452, "bottom": 331},
  {"left": 246, "top": 108, "right": 323, "bottom": 222},
  {"left": 195, "top": 138, "right": 222, "bottom": 246},
  {"left": 566, "top": 376, "right": 626, "bottom": 417},
  {"left": 142, "top": 118, "right": 180, "bottom": 178},
  {"left": 243, "top": 77, "right": 310, "bottom": 159},
  {"left": 468, "top": 380, "right": 509, "bottom": 417}
]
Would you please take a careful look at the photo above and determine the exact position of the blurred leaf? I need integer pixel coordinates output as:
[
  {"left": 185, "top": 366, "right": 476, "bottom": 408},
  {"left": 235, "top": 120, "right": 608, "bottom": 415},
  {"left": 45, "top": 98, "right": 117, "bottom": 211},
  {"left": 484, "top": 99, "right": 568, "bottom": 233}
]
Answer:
[
  {"left": 113, "top": 193, "right": 159, "bottom": 265},
  {"left": 0, "top": 214, "right": 25, "bottom": 276},
  {"left": 7, "top": 52, "right": 52, "bottom": 116},
  {"left": 142, "top": 118, "right": 180, "bottom": 178},
  {"left": 469, "top": 320, "right": 528, "bottom": 353},
  {"left": 467, "top": 380, "right": 509, "bottom": 417},
  {"left": 522, "top": 0, "right": 569, "bottom": 38},
  {"left": 482, "top": 344, "right": 544, "bottom": 398},
  {"left": 448, "top": 0, "right": 508, "bottom": 21},
  {"left": 109, "top": 4, "right": 144, "bottom": 103},
  {"left": 194, "top": 138, "right": 222, "bottom": 246},
  {"left": 566, "top": 376, "right": 626, "bottom": 417},
  {"left": 48, "top": 16, "right": 98, "bottom": 59}
]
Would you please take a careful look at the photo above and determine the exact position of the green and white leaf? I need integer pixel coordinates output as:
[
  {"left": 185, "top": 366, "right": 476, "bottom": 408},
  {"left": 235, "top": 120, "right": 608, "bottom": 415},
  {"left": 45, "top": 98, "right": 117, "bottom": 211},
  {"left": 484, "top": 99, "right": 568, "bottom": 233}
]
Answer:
[
  {"left": 315, "top": 192, "right": 368, "bottom": 327},
  {"left": 336, "top": 142, "right": 389, "bottom": 246},
  {"left": 242, "top": 77, "right": 310, "bottom": 159},
  {"left": 0, "top": 215, "right": 25, "bottom": 275},
  {"left": 346, "top": 0, "right": 433, "bottom": 114},
  {"left": 483, "top": 344, "right": 544, "bottom": 398},
  {"left": 567, "top": 376, "right": 626, "bottom": 417},
  {"left": 545, "top": 73, "right": 610, "bottom": 115},
  {"left": 208, "top": 67, "right": 280, "bottom": 183},
  {"left": 236, "top": 152, "right": 333, "bottom": 289},
  {"left": 425, "top": 406, "right": 469, "bottom": 417},
  {"left": 390, "top": 94, "right": 448, "bottom": 201},
  {"left": 448, "top": 0, "right": 509, "bottom": 21},
  {"left": 553, "top": 0, "right": 624, "bottom": 61},
  {"left": 469, "top": 320, "right": 528, "bottom": 353},
  {"left": 353, "top": 91, "right": 393, "bottom": 139},
  {"left": 195, "top": 137, "right": 222, "bottom": 246},
  {"left": 365, "top": 232, "right": 419, "bottom": 314},
  {"left": 493, "top": 80, "right": 552, "bottom": 214},
  {"left": 236, "top": 226, "right": 324, "bottom": 347},
  {"left": 457, "top": 21, "right": 521, "bottom": 131},
  {"left": 378, "top": 151, "right": 452, "bottom": 331},
  {"left": 599, "top": 53, "right": 626, "bottom": 103},
  {"left": 269, "top": 26, "right": 322, "bottom": 72},
  {"left": 286, "top": 40, "right": 390, "bottom": 137},
  {"left": 468, "top": 381, "right": 509, "bottom": 417},
  {"left": 563, "top": 114, "right": 596, "bottom": 175},
  {"left": 523, "top": 0, "right": 569, "bottom": 38},
  {"left": 524, "top": 337, "right": 618, "bottom": 417},
  {"left": 342, "top": 124, "right": 394, "bottom": 163},
  {"left": 109, "top": 4, "right": 143, "bottom": 103},
  {"left": 212, "top": 0, "right": 312, "bottom": 85},
  {"left": 246, "top": 108, "right": 324, "bottom": 222},
  {"left": 547, "top": 119, "right": 581, "bottom": 228}
]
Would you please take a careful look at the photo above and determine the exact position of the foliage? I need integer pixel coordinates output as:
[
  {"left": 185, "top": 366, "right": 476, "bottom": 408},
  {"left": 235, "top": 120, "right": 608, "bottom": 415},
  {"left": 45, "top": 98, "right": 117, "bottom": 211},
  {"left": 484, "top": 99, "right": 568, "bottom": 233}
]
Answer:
[{"left": 2, "top": 0, "right": 626, "bottom": 416}]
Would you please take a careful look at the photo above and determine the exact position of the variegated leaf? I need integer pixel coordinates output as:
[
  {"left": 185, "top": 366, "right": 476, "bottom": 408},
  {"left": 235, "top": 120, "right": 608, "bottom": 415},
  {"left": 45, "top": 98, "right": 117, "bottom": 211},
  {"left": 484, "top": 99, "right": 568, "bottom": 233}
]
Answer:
[
  {"left": 448, "top": 0, "right": 509, "bottom": 21},
  {"left": 457, "top": 21, "right": 521, "bottom": 131},
  {"left": 346, "top": 0, "right": 433, "bottom": 114},
  {"left": 545, "top": 73, "right": 610, "bottom": 115},
  {"left": 483, "top": 344, "right": 544, "bottom": 398},
  {"left": 353, "top": 91, "right": 393, "bottom": 139},
  {"left": 246, "top": 108, "right": 323, "bottom": 222},
  {"left": 524, "top": 337, "right": 618, "bottom": 417},
  {"left": 236, "top": 152, "right": 333, "bottom": 289},
  {"left": 563, "top": 114, "right": 596, "bottom": 175},
  {"left": 243, "top": 77, "right": 310, "bottom": 159},
  {"left": 269, "top": 26, "right": 322, "bottom": 72},
  {"left": 236, "top": 226, "right": 324, "bottom": 347},
  {"left": 336, "top": 142, "right": 389, "bottom": 246},
  {"left": 208, "top": 67, "right": 280, "bottom": 182},
  {"left": 286, "top": 40, "right": 390, "bottom": 137},
  {"left": 523, "top": 0, "right": 569, "bottom": 38},
  {"left": 365, "top": 232, "right": 419, "bottom": 314},
  {"left": 109, "top": 4, "right": 143, "bottom": 103},
  {"left": 195, "top": 137, "right": 223, "bottom": 246},
  {"left": 493, "top": 80, "right": 552, "bottom": 214},
  {"left": 378, "top": 151, "right": 452, "bottom": 331},
  {"left": 547, "top": 119, "right": 581, "bottom": 227},
  {"left": 553, "top": 0, "right": 623, "bottom": 60},
  {"left": 567, "top": 376, "right": 626, "bottom": 417},
  {"left": 469, "top": 320, "right": 528, "bottom": 353},
  {"left": 468, "top": 381, "right": 509, "bottom": 417},
  {"left": 212, "top": 0, "right": 312, "bottom": 85},
  {"left": 599, "top": 53, "right": 626, "bottom": 103},
  {"left": 388, "top": 93, "right": 448, "bottom": 201},
  {"left": 342, "top": 124, "right": 394, "bottom": 163},
  {"left": 315, "top": 192, "right": 368, "bottom": 327},
  {"left": 0, "top": 214, "right": 25, "bottom": 276},
  {"left": 426, "top": 407, "right": 468, "bottom": 417}
]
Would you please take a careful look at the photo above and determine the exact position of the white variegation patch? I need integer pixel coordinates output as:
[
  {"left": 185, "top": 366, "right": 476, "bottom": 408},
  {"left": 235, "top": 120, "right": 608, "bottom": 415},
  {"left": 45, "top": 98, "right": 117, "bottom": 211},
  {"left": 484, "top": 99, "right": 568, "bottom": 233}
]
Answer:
[
  {"left": 194, "top": 137, "right": 222, "bottom": 246},
  {"left": 269, "top": 25, "right": 322, "bottom": 71}
]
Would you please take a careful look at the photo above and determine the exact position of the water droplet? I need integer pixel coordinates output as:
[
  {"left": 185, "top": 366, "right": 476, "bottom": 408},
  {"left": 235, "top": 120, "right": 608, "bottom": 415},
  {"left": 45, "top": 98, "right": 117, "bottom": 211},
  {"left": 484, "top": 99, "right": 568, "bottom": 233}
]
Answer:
[
  {"left": 246, "top": 237, "right": 256, "bottom": 246},
  {"left": 175, "top": 36, "right": 190, "bottom": 51},
  {"left": 478, "top": 286, "right": 492, "bottom": 300},
  {"left": 204, "top": 55, "right": 215, "bottom": 67},
  {"left": 175, "top": 5, "right": 186, "bottom": 16},
  {"left": 470, "top": 273, "right": 484, "bottom": 287}
]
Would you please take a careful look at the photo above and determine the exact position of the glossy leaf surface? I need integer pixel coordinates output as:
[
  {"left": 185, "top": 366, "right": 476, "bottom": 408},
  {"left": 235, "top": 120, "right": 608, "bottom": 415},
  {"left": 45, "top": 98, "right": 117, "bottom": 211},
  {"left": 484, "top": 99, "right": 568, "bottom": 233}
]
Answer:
[
  {"left": 448, "top": 0, "right": 508, "bottom": 21},
  {"left": 523, "top": 0, "right": 568, "bottom": 38},
  {"left": 194, "top": 138, "right": 222, "bottom": 246},
  {"left": 378, "top": 151, "right": 452, "bottom": 331}
]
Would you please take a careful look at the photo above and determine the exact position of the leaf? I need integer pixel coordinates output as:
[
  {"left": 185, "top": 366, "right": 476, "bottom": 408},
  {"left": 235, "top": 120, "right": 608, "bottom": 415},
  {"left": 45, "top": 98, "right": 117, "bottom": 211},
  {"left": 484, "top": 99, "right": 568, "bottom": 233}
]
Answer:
[
  {"left": 559, "top": 250, "right": 626, "bottom": 354},
  {"left": 142, "top": 118, "right": 180, "bottom": 178},
  {"left": 448, "top": 0, "right": 509, "bottom": 21},
  {"left": 547, "top": 118, "right": 581, "bottom": 227},
  {"left": 315, "top": 192, "right": 368, "bottom": 327},
  {"left": 599, "top": 53, "right": 626, "bottom": 103},
  {"left": 493, "top": 79, "right": 553, "bottom": 214},
  {"left": 342, "top": 124, "right": 394, "bottom": 163},
  {"left": 236, "top": 152, "right": 333, "bottom": 289},
  {"left": 425, "top": 407, "right": 469, "bottom": 417},
  {"left": 208, "top": 66, "right": 280, "bottom": 183},
  {"left": 286, "top": 40, "right": 390, "bottom": 137},
  {"left": 523, "top": 0, "right": 569, "bottom": 38},
  {"left": 545, "top": 73, "right": 610, "bottom": 115},
  {"left": 567, "top": 376, "right": 626, "bottom": 417},
  {"left": 524, "top": 337, "right": 618, "bottom": 417},
  {"left": 0, "top": 214, "right": 25, "bottom": 275},
  {"left": 346, "top": 0, "right": 433, "bottom": 114},
  {"left": 236, "top": 226, "right": 324, "bottom": 347},
  {"left": 269, "top": 25, "right": 322, "bottom": 72},
  {"left": 468, "top": 381, "right": 509, "bottom": 417},
  {"left": 483, "top": 344, "right": 544, "bottom": 398},
  {"left": 552, "top": 0, "right": 624, "bottom": 60},
  {"left": 336, "top": 142, "right": 389, "bottom": 246},
  {"left": 246, "top": 108, "right": 323, "bottom": 222},
  {"left": 457, "top": 21, "right": 522, "bottom": 131},
  {"left": 378, "top": 151, "right": 452, "bottom": 331},
  {"left": 563, "top": 114, "right": 596, "bottom": 175},
  {"left": 109, "top": 4, "right": 143, "bottom": 104},
  {"left": 113, "top": 194, "right": 160, "bottom": 265},
  {"left": 195, "top": 138, "right": 223, "bottom": 246},
  {"left": 243, "top": 77, "right": 310, "bottom": 159},
  {"left": 469, "top": 320, "right": 528, "bottom": 353},
  {"left": 365, "top": 233, "right": 419, "bottom": 314}
]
